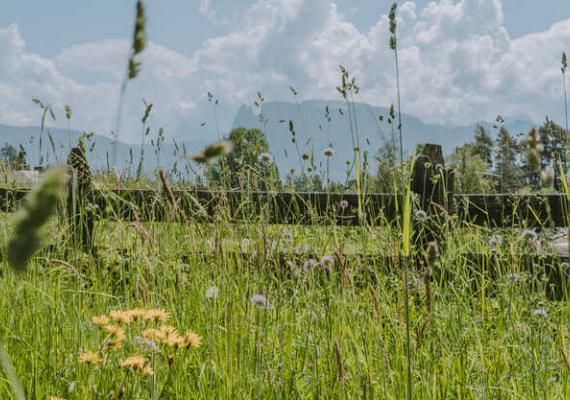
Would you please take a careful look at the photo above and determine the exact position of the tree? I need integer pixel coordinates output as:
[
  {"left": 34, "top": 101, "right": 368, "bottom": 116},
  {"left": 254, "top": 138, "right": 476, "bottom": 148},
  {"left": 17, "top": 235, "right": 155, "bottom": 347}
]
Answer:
[
  {"left": 0, "top": 143, "right": 28, "bottom": 170},
  {"left": 448, "top": 144, "right": 493, "bottom": 193},
  {"left": 373, "top": 136, "right": 398, "bottom": 192},
  {"left": 206, "top": 127, "right": 280, "bottom": 190},
  {"left": 494, "top": 127, "right": 521, "bottom": 192},
  {"left": 472, "top": 125, "right": 494, "bottom": 167}
]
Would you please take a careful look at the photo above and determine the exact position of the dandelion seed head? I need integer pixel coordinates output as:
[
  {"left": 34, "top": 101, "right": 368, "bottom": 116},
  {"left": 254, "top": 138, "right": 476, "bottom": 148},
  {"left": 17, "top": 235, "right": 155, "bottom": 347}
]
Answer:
[
  {"left": 320, "top": 255, "right": 335, "bottom": 271},
  {"left": 258, "top": 152, "right": 274, "bottom": 165},
  {"left": 323, "top": 147, "right": 335, "bottom": 158},
  {"left": 251, "top": 294, "right": 270, "bottom": 309},
  {"left": 532, "top": 308, "right": 548, "bottom": 318},
  {"left": 303, "top": 258, "right": 318, "bottom": 273},
  {"left": 206, "top": 286, "right": 220, "bottom": 300}
]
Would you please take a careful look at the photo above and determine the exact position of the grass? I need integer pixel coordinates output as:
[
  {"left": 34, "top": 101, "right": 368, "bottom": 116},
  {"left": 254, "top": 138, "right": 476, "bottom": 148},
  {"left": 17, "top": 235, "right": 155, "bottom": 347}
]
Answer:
[{"left": 0, "top": 204, "right": 569, "bottom": 399}]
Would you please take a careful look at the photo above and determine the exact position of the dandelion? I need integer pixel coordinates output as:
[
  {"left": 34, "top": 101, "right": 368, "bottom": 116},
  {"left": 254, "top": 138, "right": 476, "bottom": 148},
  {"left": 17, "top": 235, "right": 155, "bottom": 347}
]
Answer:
[
  {"left": 120, "top": 354, "right": 148, "bottom": 371},
  {"left": 251, "top": 294, "right": 270, "bottom": 309},
  {"left": 91, "top": 315, "right": 110, "bottom": 327},
  {"left": 532, "top": 308, "right": 548, "bottom": 318},
  {"left": 205, "top": 286, "right": 220, "bottom": 300},
  {"left": 78, "top": 352, "right": 100, "bottom": 365},
  {"left": 320, "top": 255, "right": 335, "bottom": 271},
  {"left": 303, "top": 259, "right": 318, "bottom": 273},
  {"left": 323, "top": 147, "right": 335, "bottom": 158},
  {"left": 414, "top": 210, "right": 428, "bottom": 223},
  {"left": 339, "top": 200, "right": 349, "bottom": 210},
  {"left": 144, "top": 309, "right": 169, "bottom": 322},
  {"left": 258, "top": 152, "right": 274, "bottom": 165},
  {"left": 488, "top": 235, "right": 502, "bottom": 251}
]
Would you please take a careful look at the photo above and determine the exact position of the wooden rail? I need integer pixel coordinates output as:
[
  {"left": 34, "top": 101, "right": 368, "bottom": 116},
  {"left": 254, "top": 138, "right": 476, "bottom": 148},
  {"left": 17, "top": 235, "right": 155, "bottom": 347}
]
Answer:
[{"left": 0, "top": 187, "right": 568, "bottom": 227}]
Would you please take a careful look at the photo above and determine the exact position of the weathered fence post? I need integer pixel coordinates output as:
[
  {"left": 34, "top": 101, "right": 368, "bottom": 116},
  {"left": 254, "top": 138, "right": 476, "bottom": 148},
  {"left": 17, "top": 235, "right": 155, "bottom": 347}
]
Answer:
[
  {"left": 67, "top": 141, "right": 95, "bottom": 252},
  {"left": 411, "top": 144, "right": 455, "bottom": 253}
]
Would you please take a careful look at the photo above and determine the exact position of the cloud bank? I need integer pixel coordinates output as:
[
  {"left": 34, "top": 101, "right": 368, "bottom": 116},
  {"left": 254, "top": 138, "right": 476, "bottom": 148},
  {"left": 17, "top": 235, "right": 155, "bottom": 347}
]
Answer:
[{"left": 0, "top": 0, "right": 569, "bottom": 143}]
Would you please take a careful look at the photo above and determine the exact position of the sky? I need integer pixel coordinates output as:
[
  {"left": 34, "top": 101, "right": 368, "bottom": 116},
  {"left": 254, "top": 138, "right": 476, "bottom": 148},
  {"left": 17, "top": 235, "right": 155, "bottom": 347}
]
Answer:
[{"left": 0, "top": 0, "right": 569, "bottom": 143}]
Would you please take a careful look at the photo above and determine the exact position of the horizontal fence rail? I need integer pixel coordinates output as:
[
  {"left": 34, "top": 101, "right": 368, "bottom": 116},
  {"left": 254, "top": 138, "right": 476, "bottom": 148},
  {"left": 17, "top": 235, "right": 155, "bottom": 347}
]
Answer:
[{"left": 0, "top": 187, "right": 569, "bottom": 228}]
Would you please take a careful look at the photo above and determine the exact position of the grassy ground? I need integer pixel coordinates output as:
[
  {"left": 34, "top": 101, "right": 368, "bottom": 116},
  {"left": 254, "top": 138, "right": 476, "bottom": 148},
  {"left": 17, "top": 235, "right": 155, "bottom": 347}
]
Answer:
[{"left": 0, "top": 214, "right": 569, "bottom": 399}]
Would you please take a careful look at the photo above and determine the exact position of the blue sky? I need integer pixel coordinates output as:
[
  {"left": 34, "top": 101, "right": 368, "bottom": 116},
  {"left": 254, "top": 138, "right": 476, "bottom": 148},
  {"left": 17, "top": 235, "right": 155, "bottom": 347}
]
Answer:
[{"left": 0, "top": 0, "right": 569, "bottom": 142}]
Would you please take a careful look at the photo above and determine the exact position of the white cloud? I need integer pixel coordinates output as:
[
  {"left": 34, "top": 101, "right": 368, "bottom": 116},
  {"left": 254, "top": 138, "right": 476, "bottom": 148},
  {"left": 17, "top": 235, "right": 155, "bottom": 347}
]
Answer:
[{"left": 0, "top": 0, "right": 570, "bottom": 143}]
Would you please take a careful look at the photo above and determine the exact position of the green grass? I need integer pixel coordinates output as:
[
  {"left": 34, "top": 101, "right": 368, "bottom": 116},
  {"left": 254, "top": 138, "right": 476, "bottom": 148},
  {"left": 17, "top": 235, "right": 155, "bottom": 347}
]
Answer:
[{"left": 0, "top": 213, "right": 569, "bottom": 399}]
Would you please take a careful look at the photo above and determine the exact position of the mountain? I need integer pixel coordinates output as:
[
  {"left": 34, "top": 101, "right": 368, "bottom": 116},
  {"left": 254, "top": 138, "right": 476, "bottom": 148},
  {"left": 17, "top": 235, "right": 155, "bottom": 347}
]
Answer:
[
  {"left": 0, "top": 101, "right": 535, "bottom": 183},
  {"left": 232, "top": 100, "right": 535, "bottom": 181},
  {"left": 0, "top": 124, "right": 210, "bottom": 176}
]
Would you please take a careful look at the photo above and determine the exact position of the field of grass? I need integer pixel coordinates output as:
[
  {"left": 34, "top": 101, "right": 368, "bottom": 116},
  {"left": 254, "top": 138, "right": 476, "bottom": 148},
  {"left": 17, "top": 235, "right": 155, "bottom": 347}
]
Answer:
[{"left": 0, "top": 201, "right": 569, "bottom": 400}]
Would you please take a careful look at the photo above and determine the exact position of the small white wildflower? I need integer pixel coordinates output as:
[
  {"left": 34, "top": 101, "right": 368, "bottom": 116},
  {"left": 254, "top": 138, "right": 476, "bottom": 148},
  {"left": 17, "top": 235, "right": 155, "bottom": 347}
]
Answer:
[
  {"left": 323, "top": 147, "right": 335, "bottom": 158},
  {"left": 250, "top": 294, "right": 270, "bottom": 309},
  {"left": 521, "top": 229, "right": 538, "bottom": 242},
  {"left": 506, "top": 273, "right": 520, "bottom": 282},
  {"left": 303, "top": 259, "right": 318, "bottom": 273},
  {"left": 206, "top": 286, "right": 220, "bottom": 300},
  {"left": 320, "top": 255, "right": 335, "bottom": 271},
  {"left": 414, "top": 210, "right": 428, "bottom": 223},
  {"left": 489, "top": 235, "right": 502, "bottom": 251},
  {"left": 339, "top": 200, "right": 349, "bottom": 210},
  {"left": 532, "top": 308, "right": 548, "bottom": 318},
  {"left": 258, "top": 152, "right": 274, "bottom": 165}
]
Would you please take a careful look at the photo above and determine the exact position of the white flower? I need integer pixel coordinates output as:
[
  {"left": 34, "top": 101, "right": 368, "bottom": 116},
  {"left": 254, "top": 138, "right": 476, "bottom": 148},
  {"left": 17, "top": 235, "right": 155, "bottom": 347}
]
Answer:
[
  {"left": 323, "top": 147, "right": 335, "bottom": 158},
  {"left": 489, "top": 235, "right": 502, "bottom": 251},
  {"left": 251, "top": 294, "right": 270, "bottom": 309},
  {"left": 339, "top": 200, "right": 349, "bottom": 210},
  {"left": 320, "top": 255, "right": 335, "bottom": 271},
  {"left": 541, "top": 166, "right": 554, "bottom": 184},
  {"left": 532, "top": 308, "right": 548, "bottom": 318},
  {"left": 258, "top": 152, "right": 274, "bottom": 165},
  {"left": 520, "top": 229, "right": 538, "bottom": 242},
  {"left": 414, "top": 210, "right": 428, "bottom": 223},
  {"left": 506, "top": 273, "right": 520, "bottom": 282},
  {"left": 303, "top": 259, "right": 318, "bottom": 273},
  {"left": 206, "top": 286, "right": 220, "bottom": 300}
]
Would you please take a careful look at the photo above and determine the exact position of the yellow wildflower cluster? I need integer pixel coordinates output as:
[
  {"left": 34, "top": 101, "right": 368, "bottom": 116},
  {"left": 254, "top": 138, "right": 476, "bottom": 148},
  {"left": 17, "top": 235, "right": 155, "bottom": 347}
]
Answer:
[
  {"left": 119, "top": 354, "right": 154, "bottom": 376},
  {"left": 78, "top": 352, "right": 101, "bottom": 365},
  {"left": 142, "top": 325, "right": 202, "bottom": 349}
]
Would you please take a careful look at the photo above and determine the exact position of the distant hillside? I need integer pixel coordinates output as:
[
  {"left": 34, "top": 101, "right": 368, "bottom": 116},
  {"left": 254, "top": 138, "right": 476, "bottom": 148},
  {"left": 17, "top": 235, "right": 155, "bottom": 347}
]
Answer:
[
  {"left": 232, "top": 100, "right": 534, "bottom": 181},
  {"left": 0, "top": 124, "right": 210, "bottom": 176}
]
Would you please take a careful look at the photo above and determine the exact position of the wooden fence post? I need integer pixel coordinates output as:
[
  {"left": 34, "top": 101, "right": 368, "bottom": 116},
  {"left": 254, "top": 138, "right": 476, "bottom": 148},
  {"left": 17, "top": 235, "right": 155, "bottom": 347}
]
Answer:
[{"left": 411, "top": 144, "right": 455, "bottom": 253}]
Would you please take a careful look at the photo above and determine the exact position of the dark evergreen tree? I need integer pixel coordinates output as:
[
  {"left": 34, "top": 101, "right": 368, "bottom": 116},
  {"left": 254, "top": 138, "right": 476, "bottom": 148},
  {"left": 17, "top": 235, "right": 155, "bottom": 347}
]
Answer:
[
  {"left": 494, "top": 127, "right": 520, "bottom": 192},
  {"left": 472, "top": 125, "right": 494, "bottom": 167}
]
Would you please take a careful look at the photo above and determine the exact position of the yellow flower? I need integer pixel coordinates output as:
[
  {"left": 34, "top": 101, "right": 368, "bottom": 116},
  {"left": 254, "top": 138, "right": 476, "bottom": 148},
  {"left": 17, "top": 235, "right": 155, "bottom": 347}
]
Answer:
[
  {"left": 78, "top": 352, "right": 100, "bottom": 365},
  {"left": 50, "top": 397, "right": 65, "bottom": 400},
  {"left": 144, "top": 309, "right": 169, "bottom": 322},
  {"left": 119, "top": 354, "right": 147, "bottom": 371},
  {"left": 163, "top": 333, "right": 186, "bottom": 348},
  {"left": 110, "top": 310, "right": 132, "bottom": 324},
  {"left": 142, "top": 328, "right": 162, "bottom": 341},
  {"left": 184, "top": 331, "right": 202, "bottom": 348},
  {"left": 143, "top": 366, "right": 154, "bottom": 376},
  {"left": 103, "top": 325, "right": 125, "bottom": 349},
  {"left": 91, "top": 315, "right": 110, "bottom": 327},
  {"left": 126, "top": 308, "right": 146, "bottom": 321}
]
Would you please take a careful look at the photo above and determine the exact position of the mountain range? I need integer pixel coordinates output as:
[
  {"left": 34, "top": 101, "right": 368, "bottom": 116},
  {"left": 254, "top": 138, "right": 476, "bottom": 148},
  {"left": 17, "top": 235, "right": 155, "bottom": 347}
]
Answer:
[{"left": 0, "top": 100, "right": 535, "bottom": 181}]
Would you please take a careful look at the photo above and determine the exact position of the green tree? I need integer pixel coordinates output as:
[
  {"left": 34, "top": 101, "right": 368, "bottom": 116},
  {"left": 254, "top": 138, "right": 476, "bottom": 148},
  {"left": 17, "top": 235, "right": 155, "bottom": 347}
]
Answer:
[
  {"left": 0, "top": 144, "right": 28, "bottom": 170},
  {"left": 472, "top": 125, "right": 494, "bottom": 167},
  {"left": 373, "top": 137, "right": 398, "bottom": 192},
  {"left": 448, "top": 144, "right": 493, "bottom": 193},
  {"left": 494, "top": 127, "right": 521, "bottom": 192},
  {"left": 206, "top": 127, "right": 280, "bottom": 190}
]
